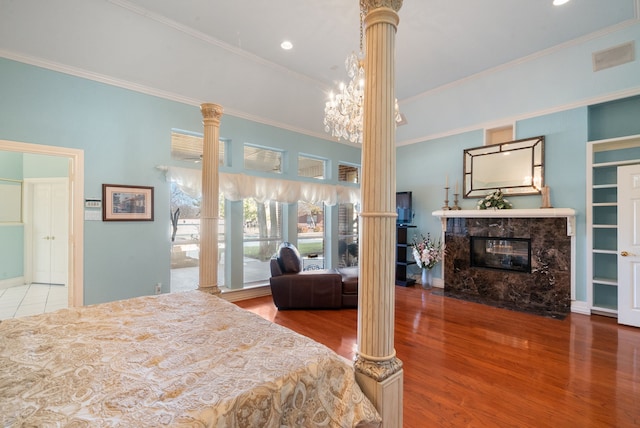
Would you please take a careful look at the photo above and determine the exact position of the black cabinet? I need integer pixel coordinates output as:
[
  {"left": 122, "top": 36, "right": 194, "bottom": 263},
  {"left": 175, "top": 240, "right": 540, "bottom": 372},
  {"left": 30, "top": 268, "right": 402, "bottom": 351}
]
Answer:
[{"left": 396, "top": 225, "right": 416, "bottom": 286}]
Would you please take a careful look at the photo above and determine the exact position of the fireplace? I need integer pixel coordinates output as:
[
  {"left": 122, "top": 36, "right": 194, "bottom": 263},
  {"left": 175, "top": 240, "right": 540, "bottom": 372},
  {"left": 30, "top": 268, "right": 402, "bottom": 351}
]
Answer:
[
  {"left": 470, "top": 236, "right": 531, "bottom": 273},
  {"left": 432, "top": 209, "right": 576, "bottom": 319}
]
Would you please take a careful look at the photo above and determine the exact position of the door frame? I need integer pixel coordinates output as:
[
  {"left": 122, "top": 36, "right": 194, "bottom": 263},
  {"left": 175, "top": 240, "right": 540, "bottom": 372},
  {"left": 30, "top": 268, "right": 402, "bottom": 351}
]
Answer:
[{"left": 0, "top": 139, "right": 84, "bottom": 307}]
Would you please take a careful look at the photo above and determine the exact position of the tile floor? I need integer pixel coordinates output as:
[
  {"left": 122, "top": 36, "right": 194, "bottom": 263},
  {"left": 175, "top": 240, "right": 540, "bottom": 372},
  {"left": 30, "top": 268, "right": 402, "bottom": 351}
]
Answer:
[{"left": 0, "top": 283, "right": 68, "bottom": 320}]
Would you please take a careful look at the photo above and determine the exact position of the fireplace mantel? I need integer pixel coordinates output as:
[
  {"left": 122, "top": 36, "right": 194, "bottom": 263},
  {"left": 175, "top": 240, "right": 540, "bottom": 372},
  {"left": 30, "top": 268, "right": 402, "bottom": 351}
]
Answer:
[
  {"left": 432, "top": 208, "right": 576, "bottom": 235},
  {"left": 432, "top": 208, "right": 575, "bottom": 218}
]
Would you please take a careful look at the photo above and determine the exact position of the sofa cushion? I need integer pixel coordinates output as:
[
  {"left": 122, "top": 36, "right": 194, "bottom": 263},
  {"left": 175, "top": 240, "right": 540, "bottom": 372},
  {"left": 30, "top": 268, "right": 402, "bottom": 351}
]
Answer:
[
  {"left": 339, "top": 266, "right": 359, "bottom": 295},
  {"left": 277, "top": 242, "right": 302, "bottom": 273}
]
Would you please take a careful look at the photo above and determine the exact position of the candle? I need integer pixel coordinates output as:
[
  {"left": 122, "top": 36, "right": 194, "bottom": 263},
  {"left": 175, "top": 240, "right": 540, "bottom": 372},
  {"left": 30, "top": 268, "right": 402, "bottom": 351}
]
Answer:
[
  {"left": 455, "top": 181, "right": 459, "bottom": 194},
  {"left": 445, "top": 175, "right": 449, "bottom": 188}
]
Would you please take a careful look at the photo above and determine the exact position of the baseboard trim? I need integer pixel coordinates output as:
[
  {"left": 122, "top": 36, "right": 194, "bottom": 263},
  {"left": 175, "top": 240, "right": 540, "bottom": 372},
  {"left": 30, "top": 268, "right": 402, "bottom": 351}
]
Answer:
[
  {"left": 220, "top": 284, "right": 271, "bottom": 302},
  {"left": 571, "top": 300, "right": 591, "bottom": 315},
  {"left": 0, "top": 277, "right": 25, "bottom": 290}
]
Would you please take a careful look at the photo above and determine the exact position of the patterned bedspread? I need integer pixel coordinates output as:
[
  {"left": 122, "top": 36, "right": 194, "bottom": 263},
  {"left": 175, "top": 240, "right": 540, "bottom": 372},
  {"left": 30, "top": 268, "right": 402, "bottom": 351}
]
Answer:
[{"left": 0, "top": 291, "right": 381, "bottom": 427}]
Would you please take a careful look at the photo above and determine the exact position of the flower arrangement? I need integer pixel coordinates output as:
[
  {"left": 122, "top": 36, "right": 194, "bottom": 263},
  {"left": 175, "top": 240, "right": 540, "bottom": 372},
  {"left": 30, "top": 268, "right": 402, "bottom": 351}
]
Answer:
[
  {"left": 411, "top": 233, "right": 443, "bottom": 270},
  {"left": 476, "top": 189, "right": 513, "bottom": 210}
]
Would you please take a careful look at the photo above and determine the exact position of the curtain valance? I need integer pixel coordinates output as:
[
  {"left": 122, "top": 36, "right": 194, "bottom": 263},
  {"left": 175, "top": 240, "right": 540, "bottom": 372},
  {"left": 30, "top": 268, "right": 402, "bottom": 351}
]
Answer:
[{"left": 167, "top": 167, "right": 359, "bottom": 206}]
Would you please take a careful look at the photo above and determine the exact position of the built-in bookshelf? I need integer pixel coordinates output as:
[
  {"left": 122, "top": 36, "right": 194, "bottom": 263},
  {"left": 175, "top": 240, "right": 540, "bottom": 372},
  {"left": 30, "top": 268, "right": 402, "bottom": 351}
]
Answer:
[{"left": 587, "top": 134, "right": 640, "bottom": 316}]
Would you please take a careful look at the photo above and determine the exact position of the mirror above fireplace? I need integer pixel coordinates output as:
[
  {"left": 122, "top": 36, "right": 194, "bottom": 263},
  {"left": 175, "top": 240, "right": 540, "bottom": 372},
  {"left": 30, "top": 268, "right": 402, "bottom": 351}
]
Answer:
[{"left": 463, "top": 136, "right": 544, "bottom": 198}]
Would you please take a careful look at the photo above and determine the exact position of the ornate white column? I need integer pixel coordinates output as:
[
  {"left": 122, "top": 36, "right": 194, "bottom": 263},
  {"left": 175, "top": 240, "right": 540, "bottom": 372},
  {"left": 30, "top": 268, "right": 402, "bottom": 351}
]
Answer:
[
  {"left": 355, "top": 1, "right": 403, "bottom": 427},
  {"left": 199, "top": 103, "right": 223, "bottom": 295}
]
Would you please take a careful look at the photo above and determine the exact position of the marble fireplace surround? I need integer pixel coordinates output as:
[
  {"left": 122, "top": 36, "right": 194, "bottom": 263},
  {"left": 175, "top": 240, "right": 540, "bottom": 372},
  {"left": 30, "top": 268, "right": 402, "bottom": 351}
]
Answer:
[{"left": 432, "top": 209, "right": 576, "bottom": 318}]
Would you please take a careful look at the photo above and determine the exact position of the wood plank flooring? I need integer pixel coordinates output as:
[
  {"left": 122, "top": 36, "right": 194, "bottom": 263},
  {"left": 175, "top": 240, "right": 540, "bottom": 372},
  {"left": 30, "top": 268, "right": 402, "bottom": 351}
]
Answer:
[{"left": 236, "top": 285, "right": 640, "bottom": 427}]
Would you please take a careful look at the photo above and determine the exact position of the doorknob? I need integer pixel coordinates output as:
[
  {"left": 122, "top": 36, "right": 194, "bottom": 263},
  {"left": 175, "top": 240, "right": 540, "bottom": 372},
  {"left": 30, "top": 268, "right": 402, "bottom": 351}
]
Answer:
[
  {"left": 621, "top": 251, "right": 632, "bottom": 257},
  {"left": 43, "top": 236, "right": 50, "bottom": 240}
]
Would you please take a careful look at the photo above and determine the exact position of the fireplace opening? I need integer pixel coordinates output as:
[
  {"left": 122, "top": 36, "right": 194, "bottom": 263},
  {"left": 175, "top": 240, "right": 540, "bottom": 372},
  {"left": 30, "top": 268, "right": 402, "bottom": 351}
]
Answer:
[{"left": 470, "top": 236, "right": 531, "bottom": 273}]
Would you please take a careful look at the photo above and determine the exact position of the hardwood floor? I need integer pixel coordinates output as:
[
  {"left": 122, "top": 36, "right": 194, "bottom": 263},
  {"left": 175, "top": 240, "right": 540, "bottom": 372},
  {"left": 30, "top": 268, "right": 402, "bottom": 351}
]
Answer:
[{"left": 236, "top": 285, "right": 640, "bottom": 427}]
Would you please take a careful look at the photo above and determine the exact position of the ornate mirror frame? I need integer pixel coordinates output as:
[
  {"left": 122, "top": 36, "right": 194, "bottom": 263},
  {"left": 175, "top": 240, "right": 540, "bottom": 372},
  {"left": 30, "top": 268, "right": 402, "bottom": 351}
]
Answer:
[{"left": 463, "top": 136, "right": 544, "bottom": 198}]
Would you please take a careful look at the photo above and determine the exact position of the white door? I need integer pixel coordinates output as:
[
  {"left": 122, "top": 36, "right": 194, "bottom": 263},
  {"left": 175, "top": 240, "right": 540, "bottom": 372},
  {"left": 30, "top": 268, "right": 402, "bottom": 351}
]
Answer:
[
  {"left": 31, "top": 181, "right": 68, "bottom": 285},
  {"left": 617, "top": 164, "right": 640, "bottom": 327}
]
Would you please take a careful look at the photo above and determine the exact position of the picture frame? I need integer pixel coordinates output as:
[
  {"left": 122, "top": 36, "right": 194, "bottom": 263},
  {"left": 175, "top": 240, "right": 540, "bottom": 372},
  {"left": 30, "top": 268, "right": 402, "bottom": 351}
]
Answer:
[{"left": 102, "top": 184, "right": 154, "bottom": 221}]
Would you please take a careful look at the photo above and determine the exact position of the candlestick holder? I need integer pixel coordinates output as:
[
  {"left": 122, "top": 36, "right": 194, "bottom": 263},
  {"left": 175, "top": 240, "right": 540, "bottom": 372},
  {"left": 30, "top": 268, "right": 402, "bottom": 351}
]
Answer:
[
  {"left": 452, "top": 193, "right": 462, "bottom": 210},
  {"left": 442, "top": 187, "right": 451, "bottom": 210}
]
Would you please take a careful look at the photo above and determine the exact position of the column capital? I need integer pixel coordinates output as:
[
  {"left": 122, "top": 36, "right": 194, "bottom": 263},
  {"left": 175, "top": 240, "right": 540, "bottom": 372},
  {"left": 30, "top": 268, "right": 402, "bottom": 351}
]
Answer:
[
  {"left": 200, "top": 103, "right": 223, "bottom": 123},
  {"left": 360, "top": 0, "right": 402, "bottom": 14},
  {"left": 354, "top": 354, "right": 403, "bottom": 381}
]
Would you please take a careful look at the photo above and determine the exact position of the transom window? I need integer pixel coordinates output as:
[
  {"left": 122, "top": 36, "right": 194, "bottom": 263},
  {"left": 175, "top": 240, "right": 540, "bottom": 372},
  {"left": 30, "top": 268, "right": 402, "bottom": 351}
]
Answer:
[
  {"left": 338, "top": 163, "right": 359, "bottom": 183},
  {"left": 244, "top": 145, "right": 282, "bottom": 173},
  {"left": 298, "top": 155, "right": 326, "bottom": 179},
  {"left": 170, "top": 130, "right": 226, "bottom": 165}
]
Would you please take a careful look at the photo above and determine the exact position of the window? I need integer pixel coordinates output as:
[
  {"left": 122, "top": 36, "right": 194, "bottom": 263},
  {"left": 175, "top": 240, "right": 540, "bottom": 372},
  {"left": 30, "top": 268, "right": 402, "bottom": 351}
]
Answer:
[
  {"left": 298, "top": 155, "right": 325, "bottom": 179},
  {"left": 297, "top": 201, "right": 325, "bottom": 260},
  {"left": 243, "top": 198, "right": 282, "bottom": 284},
  {"left": 338, "top": 202, "right": 359, "bottom": 267},
  {"left": 244, "top": 145, "right": 282, "bottom": 173},
  {"left": 338, "top": 163, "right": 359, "bottom": 183},
  {"left": 169, "top": 179, "right": 225, "bottom": 291},
  {"left": 170, "top": 130, "right": 226, "bottom": 165}
]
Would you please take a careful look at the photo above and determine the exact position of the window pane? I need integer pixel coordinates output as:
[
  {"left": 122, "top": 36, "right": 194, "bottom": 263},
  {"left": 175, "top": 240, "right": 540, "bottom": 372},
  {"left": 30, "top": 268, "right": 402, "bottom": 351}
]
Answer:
[
  {"left": 298, "top": 155, "right": 325, "bottom": 179},
  {"left": 170, "top": 131, "right": 225, "bottom": 165},
  {"left": 338, "top": 202, "right": 359, "bottom": 267},
  {"left": 170, "top": 180, "right": 225, "bottom": 291},
  {"left": 338, "top": 164, "right": 359, "bottom": 183},
  {"left": 243, "top": 198, "right": 282, "bottom": 284},
  {"left": 244, "top": 145, "right": 282, "bottom": 173},
  {"left": 297, "top": 201, "right": 325, "bottom": 265}
]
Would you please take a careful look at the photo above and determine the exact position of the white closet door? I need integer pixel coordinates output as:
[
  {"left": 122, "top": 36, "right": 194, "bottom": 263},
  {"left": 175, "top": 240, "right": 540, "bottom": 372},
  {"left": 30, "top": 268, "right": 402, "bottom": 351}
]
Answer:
[
  {"left": 617, "top": 164, "right": 640, "bottom": 327},
  {"left": 32, "top": 181, "right": 68, "bottom": 285}
]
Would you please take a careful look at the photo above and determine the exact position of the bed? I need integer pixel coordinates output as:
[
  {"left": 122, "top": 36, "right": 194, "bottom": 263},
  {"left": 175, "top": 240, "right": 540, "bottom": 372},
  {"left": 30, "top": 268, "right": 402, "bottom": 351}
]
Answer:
[{"left": 0, "top": 291, "right": 381, "bottom": 427}]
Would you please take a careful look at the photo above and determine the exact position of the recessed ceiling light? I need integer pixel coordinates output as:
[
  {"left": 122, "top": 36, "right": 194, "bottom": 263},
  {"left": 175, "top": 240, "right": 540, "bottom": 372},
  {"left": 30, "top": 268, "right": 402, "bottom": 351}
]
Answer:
[
  {"left": 553, "top": 0, "right": 570, "bottom": 5},
  {"left": 280, "top": 40, "right": 293, "bottom": 50}
]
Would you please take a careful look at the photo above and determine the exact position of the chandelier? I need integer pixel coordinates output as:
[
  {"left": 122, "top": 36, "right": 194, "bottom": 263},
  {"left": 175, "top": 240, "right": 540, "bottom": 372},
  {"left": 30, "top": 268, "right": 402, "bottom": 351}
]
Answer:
[
  {"left": 323, "top": 5, "right": 401, "bottom": 144},
  {"left": 323, "top": 52, "right": 366, "bottom": 144}
]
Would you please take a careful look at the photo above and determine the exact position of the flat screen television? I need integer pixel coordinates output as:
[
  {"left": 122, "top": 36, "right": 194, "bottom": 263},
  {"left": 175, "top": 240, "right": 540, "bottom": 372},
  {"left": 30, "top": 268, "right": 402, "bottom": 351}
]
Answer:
[{"left": 396, "top": 191, "right": 413, "bottom": 225}]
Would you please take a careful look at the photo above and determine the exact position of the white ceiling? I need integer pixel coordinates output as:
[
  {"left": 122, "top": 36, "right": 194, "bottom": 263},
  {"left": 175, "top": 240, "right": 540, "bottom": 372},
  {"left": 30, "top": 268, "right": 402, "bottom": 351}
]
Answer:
[{"left": 0, "top": 0, "right": 638, "bottom": 143}]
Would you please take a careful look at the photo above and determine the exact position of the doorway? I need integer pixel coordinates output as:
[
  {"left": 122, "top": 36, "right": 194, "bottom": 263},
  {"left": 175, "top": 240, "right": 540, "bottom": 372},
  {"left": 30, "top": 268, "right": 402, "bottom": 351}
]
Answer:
[{"left": 0, "top": 140, "right": 84, "bottom": 308}]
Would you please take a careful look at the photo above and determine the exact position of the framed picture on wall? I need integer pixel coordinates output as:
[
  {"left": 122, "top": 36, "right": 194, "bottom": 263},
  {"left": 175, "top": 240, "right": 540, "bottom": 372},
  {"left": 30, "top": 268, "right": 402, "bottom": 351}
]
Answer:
[{"left": 102, "top": 184, "right": 154, "bottom": 221}]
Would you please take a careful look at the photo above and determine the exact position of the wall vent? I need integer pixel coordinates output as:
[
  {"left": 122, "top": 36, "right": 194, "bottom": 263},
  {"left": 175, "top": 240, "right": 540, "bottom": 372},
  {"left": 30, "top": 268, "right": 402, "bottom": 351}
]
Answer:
[{"left": 592, "top": 41, "right": 635, "bottom": 72}]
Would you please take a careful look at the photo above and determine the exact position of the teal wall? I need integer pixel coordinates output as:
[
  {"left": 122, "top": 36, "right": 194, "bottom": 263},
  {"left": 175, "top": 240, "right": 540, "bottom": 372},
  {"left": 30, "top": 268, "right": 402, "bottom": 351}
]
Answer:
[
  {"left": 24, "top": 153, "right": 69, "bottom": 178},
  {"left": 0, "top": 57, "right": 359, "bottom": 304},
  {"left": 0, "top": 151, "right": 23, "bottom": 178},
  {"left": 589, "top": 95, "right": 640, "bottom": 141}
]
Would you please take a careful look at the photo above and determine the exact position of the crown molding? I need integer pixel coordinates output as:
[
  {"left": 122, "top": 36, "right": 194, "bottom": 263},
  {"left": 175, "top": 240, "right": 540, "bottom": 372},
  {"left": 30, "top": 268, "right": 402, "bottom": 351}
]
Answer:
[
  {"left": 396, "top": 86, "right": 640, "bottom": 147},
  {"left": 399, "top": 18, "right": 640, "bottom": 107},
  {"left": 0, "top": 49, "right": 336, "bottom": 143}
]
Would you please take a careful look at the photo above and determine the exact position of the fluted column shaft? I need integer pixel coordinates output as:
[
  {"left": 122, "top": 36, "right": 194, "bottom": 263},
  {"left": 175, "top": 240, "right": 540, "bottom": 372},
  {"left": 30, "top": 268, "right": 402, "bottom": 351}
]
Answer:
[
  {"left": 356, "top": 0, "right": 402, "bottom": 380},
  {"left": 199, "top": 103, "right": 223, "bottom": 295},
  {"left": 354, "top": 2, "right": 403, "bottom": 426}
]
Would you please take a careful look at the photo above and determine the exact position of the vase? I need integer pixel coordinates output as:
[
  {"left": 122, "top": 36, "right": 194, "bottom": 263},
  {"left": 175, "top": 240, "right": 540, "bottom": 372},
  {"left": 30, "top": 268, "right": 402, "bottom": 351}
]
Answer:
[{"left": 421, "top": 269, "right": 432, "bottom": 289}]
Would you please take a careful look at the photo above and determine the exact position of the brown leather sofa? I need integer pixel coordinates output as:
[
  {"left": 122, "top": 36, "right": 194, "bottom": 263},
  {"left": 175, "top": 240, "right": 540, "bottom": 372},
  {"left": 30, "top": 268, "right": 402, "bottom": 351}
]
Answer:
[{"left": 269, "top": 242, "right": 358, "bottom": 309}]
